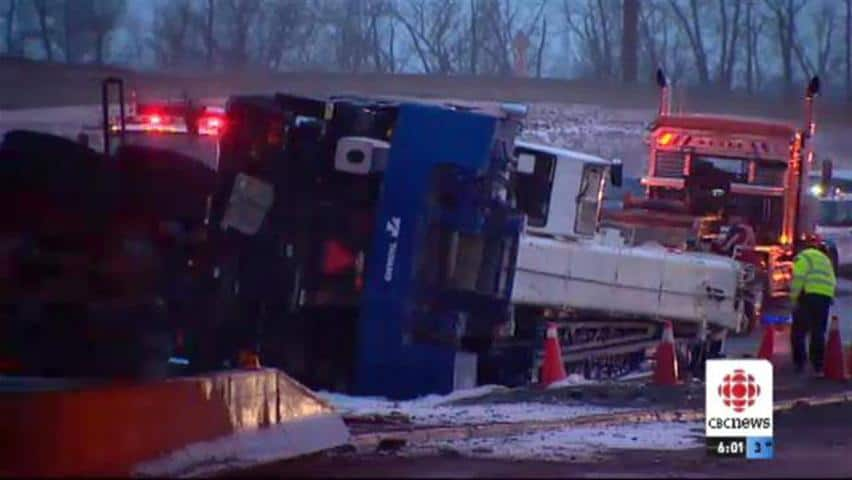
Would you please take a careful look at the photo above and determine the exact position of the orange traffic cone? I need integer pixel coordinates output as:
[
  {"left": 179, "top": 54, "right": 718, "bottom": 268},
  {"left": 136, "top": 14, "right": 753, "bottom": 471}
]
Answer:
[
  {"left": 540, "top": 322, "right": 568, "bottom": 386},
  {"left": 654, "top": 321, "right": 679, "bottom": 385},
  {"left": 824, "top": 315, "right": 847, "bottom": 381},
  {"left": 757, "top": 325, "right": 776, "bottom": 364}
]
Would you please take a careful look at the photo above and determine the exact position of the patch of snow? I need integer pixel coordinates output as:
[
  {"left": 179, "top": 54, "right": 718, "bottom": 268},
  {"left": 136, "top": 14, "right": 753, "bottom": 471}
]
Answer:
[
  {"left": 546, "top": 374, "right": 597, "bottom": 389},
  {"left": 407, "top": 421, "right": 703, "bottom": 462},
  {"left": 414, "top": 384, "right": 512, "bottom": 407},
  {"left": 618, "top": 370, "right": 654, "bottom": 382},
  {"left": 318, "top": 386, "right": 629, "bottom": 426},
  {"left": 133, "top": 413, "right": 350, "bottom": 478},
  {"left": 318, "top": 385, "right": 506, "bottom": 414}
]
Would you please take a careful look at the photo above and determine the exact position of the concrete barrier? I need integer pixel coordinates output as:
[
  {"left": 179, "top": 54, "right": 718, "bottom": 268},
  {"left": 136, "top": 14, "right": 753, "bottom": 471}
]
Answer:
[{"left": 0, "top": 369, "right": 349, "bottom": 477}]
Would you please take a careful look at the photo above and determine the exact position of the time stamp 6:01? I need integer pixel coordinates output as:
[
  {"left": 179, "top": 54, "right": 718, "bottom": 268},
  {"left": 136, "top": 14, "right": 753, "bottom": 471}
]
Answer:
[{"left": 707, "top": 437, "right": 775, "bottom": 459}]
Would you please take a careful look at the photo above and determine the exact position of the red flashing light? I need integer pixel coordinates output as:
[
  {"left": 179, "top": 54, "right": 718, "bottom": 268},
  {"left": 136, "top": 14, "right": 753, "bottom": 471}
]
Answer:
[
  {"left": 658, "top": 132, "right": 675, "bottom": 146},
  {"left": 322, "top": 239, "right": 356, "bottom": 275},
  {"left": 149, "top": 114, "right": 162, "bottom": 125},
  {"left": 201, "top": 115, "right": 225, "bottom": 135}
]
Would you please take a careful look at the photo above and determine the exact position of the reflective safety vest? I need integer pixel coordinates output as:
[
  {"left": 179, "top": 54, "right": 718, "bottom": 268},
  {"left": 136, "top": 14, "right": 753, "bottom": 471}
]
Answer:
[{"left": 791, "top": 247, "right": 836, "bottom": 302}]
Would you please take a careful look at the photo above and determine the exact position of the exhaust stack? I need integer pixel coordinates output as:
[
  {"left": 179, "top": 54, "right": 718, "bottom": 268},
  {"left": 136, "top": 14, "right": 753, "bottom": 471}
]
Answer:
[
  {"left": 656, "top": 68, "right": 671, "bottom": 116},
  {"left": 804, "top": 76, "right": 821, "bottom": 140}
]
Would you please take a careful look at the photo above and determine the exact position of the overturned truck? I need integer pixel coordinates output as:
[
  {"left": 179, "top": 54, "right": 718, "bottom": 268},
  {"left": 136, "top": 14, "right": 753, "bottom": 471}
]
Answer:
[
  {"left": 207, "top": 93, "right": 748, "bottom": 397},
  {"left": 1, "top": 85, "right": 749, "bottom": 399}
]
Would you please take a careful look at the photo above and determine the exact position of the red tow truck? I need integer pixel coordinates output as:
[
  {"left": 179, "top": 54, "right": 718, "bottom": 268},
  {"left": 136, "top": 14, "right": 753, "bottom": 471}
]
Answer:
[{"left": 602, "top": 71, "right": 827, "bottom": 331}]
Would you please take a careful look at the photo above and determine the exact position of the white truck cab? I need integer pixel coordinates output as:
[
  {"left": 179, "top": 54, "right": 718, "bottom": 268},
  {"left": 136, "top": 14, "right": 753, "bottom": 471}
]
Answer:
[
  {"left": 509, "top": 141, "right": 749, "bottom": 338},
  {"left": 514, "top": 140, "right": 618, "bottom": 240}
]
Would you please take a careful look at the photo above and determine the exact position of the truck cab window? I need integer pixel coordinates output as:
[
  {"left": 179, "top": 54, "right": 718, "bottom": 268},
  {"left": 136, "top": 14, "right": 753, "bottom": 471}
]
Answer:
[
  {"left": 575, "top": 165, "right": 604, "bottom": 235},
  {"left": 514, "top": 150, "right": 555, "bottom": 228},
  {"left": 692, "top": 155, "right": 749, "bottom": 183}
]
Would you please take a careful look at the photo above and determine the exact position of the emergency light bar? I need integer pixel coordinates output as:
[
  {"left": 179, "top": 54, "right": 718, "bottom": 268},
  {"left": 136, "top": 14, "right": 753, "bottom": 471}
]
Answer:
[{"left": 110, "top": 103, "right": 226, "bottom": 137}]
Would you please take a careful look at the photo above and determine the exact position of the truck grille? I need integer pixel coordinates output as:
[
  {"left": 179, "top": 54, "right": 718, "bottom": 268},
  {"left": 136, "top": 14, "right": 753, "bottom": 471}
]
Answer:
[{"left": 654, "top": 152, "right": 685, "bottom": 178}]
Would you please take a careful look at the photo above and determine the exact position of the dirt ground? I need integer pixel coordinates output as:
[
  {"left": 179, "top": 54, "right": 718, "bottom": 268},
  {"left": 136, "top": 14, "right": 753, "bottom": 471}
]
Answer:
[
  {"left": 234, "top": 401, "right": 852, "bottom": 478},
  {"left": 232, "top": 322, "right": 852, "bottom": 478}
]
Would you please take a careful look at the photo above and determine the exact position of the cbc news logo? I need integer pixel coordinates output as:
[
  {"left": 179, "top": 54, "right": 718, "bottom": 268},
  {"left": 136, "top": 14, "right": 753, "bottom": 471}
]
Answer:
[
  {"left": 718, "top": 369, "right": 761, "bottom": 413},
  {"left": 706, "top": 360, "right": 773, "bottom": 438}
]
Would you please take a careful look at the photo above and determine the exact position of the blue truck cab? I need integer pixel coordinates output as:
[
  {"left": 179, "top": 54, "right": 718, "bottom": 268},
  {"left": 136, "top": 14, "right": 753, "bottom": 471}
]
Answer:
[{"left": 211, "top": 94, "right": 526, "bottom": 398}]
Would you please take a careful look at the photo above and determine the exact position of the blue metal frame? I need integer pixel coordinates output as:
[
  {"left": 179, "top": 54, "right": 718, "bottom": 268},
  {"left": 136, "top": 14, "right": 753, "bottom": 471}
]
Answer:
[{"left": 354, "top": 103, "right": 522, "bottom": 399}]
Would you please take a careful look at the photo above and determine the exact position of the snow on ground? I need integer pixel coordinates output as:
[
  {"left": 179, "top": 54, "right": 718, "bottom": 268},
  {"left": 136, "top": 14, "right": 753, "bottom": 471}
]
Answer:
[
  {"left": 318, "top": 385, "right": 629, "bottom": 426},
  {"left": 404, "top": 421, "right": 704, "bottom": 462},
  {"left": 133, "top": 414, "right": 349, "bottom": 478},
  {"left": 546, "top": 373, "right": 597, "bottom": 389}
]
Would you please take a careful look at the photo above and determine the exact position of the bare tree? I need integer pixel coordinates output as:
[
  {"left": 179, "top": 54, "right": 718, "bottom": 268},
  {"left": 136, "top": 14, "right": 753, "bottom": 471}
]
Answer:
[
  {"left": 715, "top": 0, "right": 742, "bottom": 90},
  {"left": 792, "top": 2, "right": 836, "bottom": 81},
  {"left": 638, "top": 0, "right": 691, "bottom": 85},
  {"left": 364, "top": 0, "right": 396, "bottom": 73},
  {"left": 744, "top": 0, "right": 769, "bottom": 94},
  {"left": 468, "top": 0, "right": 478, "bottom": 73},
  {"left": 219, "top": 0, "right": 262, "bottom": 69},
  {"left": 4, "top": 0, "right": 20, "bottom": 55},
  {"left": 253, "top": 0, "right": 338, "bottom": 73},
  {"left": 621, "top": 0, "right": 638, "bottom": 83},
  {"left": 394, "top": 0, "right": 466, "bottom": 74},
  {"left": 473, "top": 0, "right": 507, "bottom": 75},
  {"left": 61, "top": 0, "right": 79, "bottom": 62},
  {"left": 384, "top": 12, "right": 399, "bottom": 72},
  {"left": 534, "top": 15, "right": 547, "bottom": 78},
  {"left": 564, "top": 0, "right": 620, "bottom": 79},
  {"left": 765, "top": 0, "right": 807, "bottom": 94},
  {"left": 638, "top": 0, "right": 661, "bottom": 77},
  {"left": 846, "top": 0, "right": 851, "bottom": 101},
  {"left": 88, "top": 0, "right": 126, "bottom": 64},
  {"left": 31, "top": 0, "right": 55, "bottom": 61},
  {"left": 667, "top": 0, "right": 710, "bottom": 85},
  {"left": 123, "top": 11, "right": 147, "bottom": 64},
  {"left": 313, "top": 0, "right": 390, "bottom": 73},
  {"left": 149, "top": 0, "right": 197, "bottom": 68},
  {"left": 480, "top": 0, "right": 546, "bottom": 76},
  {"left": 199, "top": 0, "right": 217, "bottom": 69}
]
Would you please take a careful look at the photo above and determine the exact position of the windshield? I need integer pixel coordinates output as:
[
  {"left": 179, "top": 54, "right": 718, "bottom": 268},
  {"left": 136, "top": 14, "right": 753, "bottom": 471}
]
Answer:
[
  {"left": 654, "top": 151, "right": 788, "bottom": 188},
  {"left": 692, "top": 155, "right": 748, "bottom": 183},
  {"left": 575, "top": 165, "right": 604, "bottom": 235}
]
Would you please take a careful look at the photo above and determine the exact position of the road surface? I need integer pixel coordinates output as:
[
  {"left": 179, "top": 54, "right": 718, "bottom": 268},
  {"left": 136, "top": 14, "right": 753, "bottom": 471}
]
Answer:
[
  {"left": 232, "top": 401, "right": 852, "bottom": 478},
  {"left": 725, "top": 278, "right": 852, "bottom": 364}
]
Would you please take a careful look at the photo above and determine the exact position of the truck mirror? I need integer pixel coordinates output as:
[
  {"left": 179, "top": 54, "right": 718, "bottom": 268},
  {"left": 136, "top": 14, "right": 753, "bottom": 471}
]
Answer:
[
  {"left": 610, "top": 159, "right": 623, "bottom": 187},
  {"left": 807, "top": 76, "right": 821, "bottom": 98}
]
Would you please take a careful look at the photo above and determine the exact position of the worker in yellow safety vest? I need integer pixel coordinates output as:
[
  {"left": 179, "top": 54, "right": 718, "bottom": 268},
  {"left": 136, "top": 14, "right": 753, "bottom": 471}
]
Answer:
[{"left": 790, "top": 241, "right": 837, "bottom": 376}]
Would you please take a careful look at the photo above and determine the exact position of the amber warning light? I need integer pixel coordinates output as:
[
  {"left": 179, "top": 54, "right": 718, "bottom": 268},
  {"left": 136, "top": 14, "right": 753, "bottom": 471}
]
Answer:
[{"left": 657, "top": 132, "right": 675, "bottom": 146}]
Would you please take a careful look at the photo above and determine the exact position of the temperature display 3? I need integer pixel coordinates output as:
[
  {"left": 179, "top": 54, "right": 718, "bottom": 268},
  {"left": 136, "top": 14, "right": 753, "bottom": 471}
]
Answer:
[{"left": 707, "top": 437, "right": 774, "bottom": 459}]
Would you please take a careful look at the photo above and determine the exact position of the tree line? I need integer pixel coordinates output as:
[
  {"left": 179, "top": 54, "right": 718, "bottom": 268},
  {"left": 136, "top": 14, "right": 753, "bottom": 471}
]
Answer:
[{"left": 1, "top": 0, "right": 851, "bottom": 100}]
